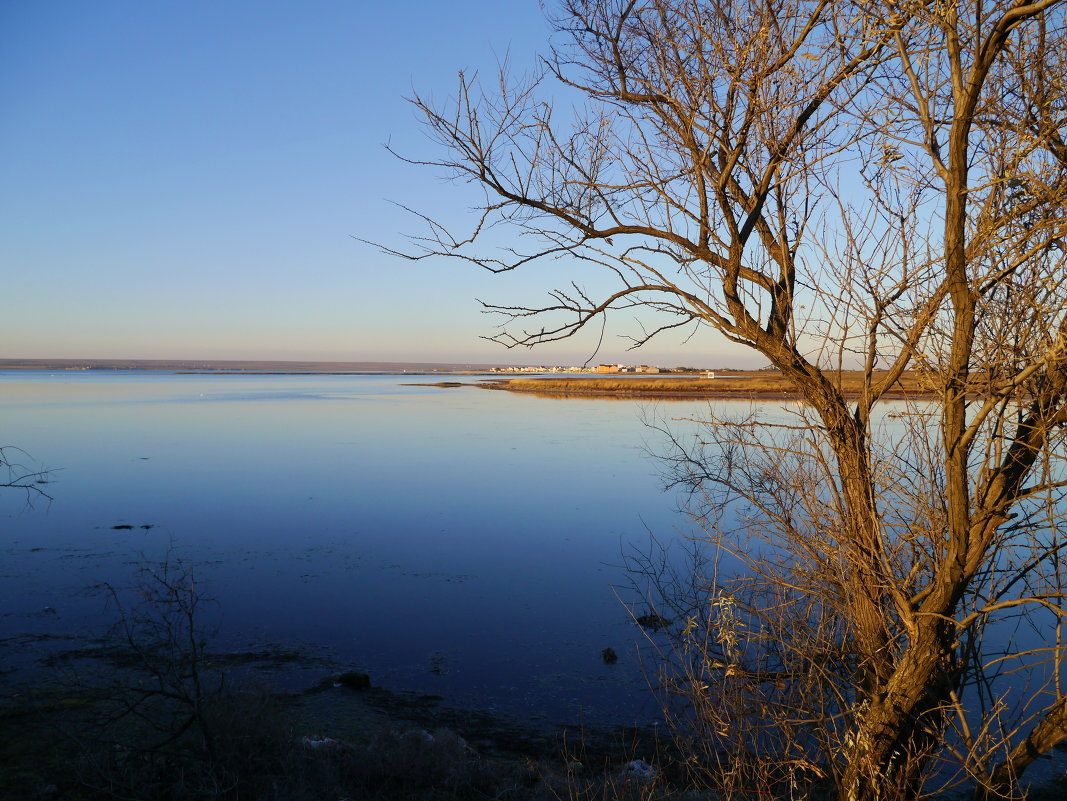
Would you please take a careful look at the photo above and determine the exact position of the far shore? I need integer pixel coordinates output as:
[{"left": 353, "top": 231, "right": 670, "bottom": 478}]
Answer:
[{"left": 481, "top": 370, "right": 938, "bottom": 401}]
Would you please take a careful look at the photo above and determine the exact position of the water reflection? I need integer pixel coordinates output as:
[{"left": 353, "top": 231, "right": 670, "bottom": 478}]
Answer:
[{"left": 2, "top": 371, "right": 725, "bottom": 726}]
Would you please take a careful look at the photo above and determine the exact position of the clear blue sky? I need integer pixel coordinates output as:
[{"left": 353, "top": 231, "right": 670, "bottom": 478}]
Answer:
[{"left": 2, "top": 1, "right": 753, "bottom": 367}]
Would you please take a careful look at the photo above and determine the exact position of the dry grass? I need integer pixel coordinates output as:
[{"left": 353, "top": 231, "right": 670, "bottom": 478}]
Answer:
[{"left": 489, "top": 371, "right": 935, "bottom": 400}]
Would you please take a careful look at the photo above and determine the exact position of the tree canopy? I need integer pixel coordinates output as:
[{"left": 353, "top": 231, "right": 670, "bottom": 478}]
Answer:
[{"left": 391, "top": 1, "right": 1067, "bottom": 797}]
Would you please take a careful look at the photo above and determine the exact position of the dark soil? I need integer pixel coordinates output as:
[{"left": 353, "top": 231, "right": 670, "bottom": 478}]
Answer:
[{"left": 0, "top": 641, "right": 678, "bottom": 801}]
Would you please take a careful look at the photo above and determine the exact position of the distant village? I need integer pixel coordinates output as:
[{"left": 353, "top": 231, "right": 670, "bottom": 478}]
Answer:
[{"left": 489, "top": 364, "right": 682, "bottom": 374}]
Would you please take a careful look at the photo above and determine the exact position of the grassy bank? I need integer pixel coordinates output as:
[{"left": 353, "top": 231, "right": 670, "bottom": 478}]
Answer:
[{"left": 486, "top": 370, "right": 934, "bottom": 400}]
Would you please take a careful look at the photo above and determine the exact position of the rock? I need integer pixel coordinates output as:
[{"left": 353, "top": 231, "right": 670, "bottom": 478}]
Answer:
[
  {"left": 301, "top": 735, "right": 343, "bottom": 750},
  {"left": 601, "top": 647, "right": 618, "bottom": 664},
  {"left": 624, "top": 758, "right": 658, "bottom": 781},
  {"left": 335, "top": 671, "right": 371, "bottom": 690},
  {"left": 635, "top": 613, "right": 672, "bottom": 631}
]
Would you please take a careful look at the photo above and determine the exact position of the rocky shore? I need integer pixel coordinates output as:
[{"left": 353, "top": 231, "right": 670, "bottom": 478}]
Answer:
[{"left": 1, "top": 664, "right": 680, "bottom": 801}]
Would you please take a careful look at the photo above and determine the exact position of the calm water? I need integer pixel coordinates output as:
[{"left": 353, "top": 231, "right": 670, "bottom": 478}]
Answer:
[
  {"left": 1, "top": 370, "right": 742, "bottom": 726},
  {"left": 3, "top": 368, "right": 1061, "bottom": 771}
]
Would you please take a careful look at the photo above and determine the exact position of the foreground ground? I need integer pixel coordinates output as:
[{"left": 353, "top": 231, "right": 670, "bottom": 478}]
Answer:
[
  {"left": 4, "top": 653, "right": 1067, "bottom": 799},
  {"left": 0, "top": 668, "right": 687, "bottom": 801}
]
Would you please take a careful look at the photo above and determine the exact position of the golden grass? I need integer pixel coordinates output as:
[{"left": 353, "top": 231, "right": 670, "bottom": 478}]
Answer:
[{"left": 488, "top": 371, "right": 934, "bottom": 400}]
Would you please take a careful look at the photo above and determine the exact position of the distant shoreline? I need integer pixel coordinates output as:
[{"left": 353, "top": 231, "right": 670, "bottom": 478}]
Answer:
[
  {"left": 165, "top": 372, "right": 514, "bottom": 379},
  {"left": 0, "top": 361, "right": 939, "bottom": 401},
  {"left": 0, "top": 358, "right": 503, "bottom": 373}
]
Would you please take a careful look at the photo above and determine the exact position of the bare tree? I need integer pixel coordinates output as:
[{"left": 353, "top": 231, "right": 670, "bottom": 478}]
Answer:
[{"left": 388, "top": 1, "right": 1067, "bottom": 798}]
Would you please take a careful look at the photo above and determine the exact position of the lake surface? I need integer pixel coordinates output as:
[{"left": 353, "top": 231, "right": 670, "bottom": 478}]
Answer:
[
  {"left": 4, "top": 366, "right": 1062, "bottom": 787},
  {"left": 1, "top": 370, "right": 756, "bottom": 727}
]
